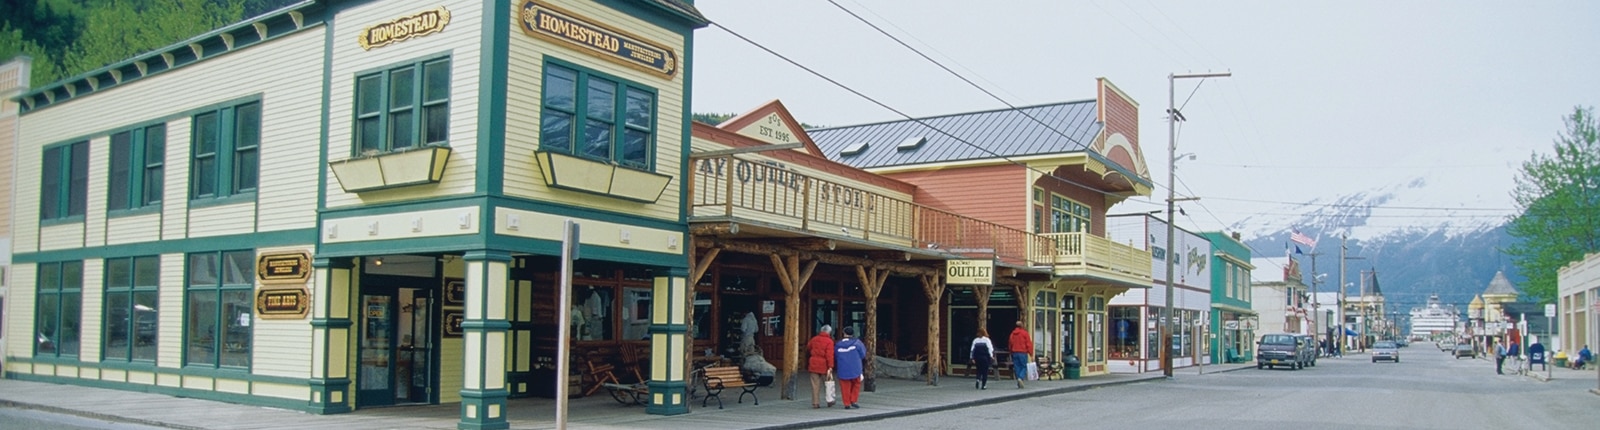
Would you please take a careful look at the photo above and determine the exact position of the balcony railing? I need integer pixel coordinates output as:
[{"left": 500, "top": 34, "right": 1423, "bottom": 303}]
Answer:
[
  {"left": 1041, "top": 232, "right": 1153, "bottom": 282},
  {"left": 689, "top": 154, "right": 1147, "bottom": 278}
]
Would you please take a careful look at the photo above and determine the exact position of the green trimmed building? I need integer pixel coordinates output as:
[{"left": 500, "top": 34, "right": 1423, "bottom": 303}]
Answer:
[{"left": 1201, "top": 231, "right": 1254, "bottom": 364}]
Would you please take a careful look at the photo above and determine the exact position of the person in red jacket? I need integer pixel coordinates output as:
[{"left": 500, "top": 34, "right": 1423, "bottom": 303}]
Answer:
[
  {"left": 806, "top": 325, "right": 836, "bottom": 408},
  {"left": 1009, "top": 320, "right": 1033, "bottom": 388}
]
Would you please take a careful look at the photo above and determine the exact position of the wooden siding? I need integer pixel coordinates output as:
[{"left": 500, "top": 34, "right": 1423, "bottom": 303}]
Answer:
[
  {"left": 105, "top": 213, "right": 163, "bottom": 245},
  {"left": 0, "top": 114, "right": 14, "bottom": 238},
  {"left": 252, "top": 245, "right": 316, "bottom": 378},
  {"left": 438, "top": 337, "right": 464, "bottom": 403},
  {"left": 503, "top": 0, "right": 685, "bottom": 222},
  {"left": 324, "top": 0, "right": 484, "bottom": 209},
  {"left": 158, "top": 254, "right": 183, "bottom": 368},
  {"left": 81, "top": 260, "right": 104, "bottom": 361},
  {"left": 886, "top": 164, "right": 1029, "bottom": 229},
  {"left": 5, "top": 264, "right": 35, "bottom": 358},
  {"left": 14, "top": 28, "right": 326, "bottom": 253},
  {"left": 187, "top": 202, "right": 258, "bottom": 238}
]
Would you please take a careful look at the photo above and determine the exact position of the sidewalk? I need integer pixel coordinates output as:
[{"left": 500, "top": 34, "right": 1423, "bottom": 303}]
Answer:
[{"left": 0, "top": 363, "right": 1253, "bottom": 430}]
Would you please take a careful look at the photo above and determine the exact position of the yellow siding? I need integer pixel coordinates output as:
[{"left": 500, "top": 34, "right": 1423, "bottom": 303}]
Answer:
[
  {"left": 182, "top": 375, "right": 214, "bottom": 390},
  {"left": 186, "top": 202, "right": 257, "bottom": 237},
  {"left": 0, "top": 115, "right": 13, "bottom": 238},
  {"left": 252, "top": 381, "right": 309, "bottom": 400},
  {"left": 105, "top": 212, "right": 163, "bottom": 245},
  {"left": 321, "top": 206, "right": 481, "bottom": 244},
  {"left": 38, "top": 223, "right": 84, "bottom": 251},
  {"left": 84, "top": 135, "right": 108, "bottom": 247},
  {"left": 216, "top": 378, "right": 250, "bottom": 394},
  {"left": 102, "top": 368, "right": 127, "bottom": 383},
  {"left": 129, "top": 370, "right": 156, "bottom": 385},
  {"left": 439, "top": 337, "right": 463, "bottom": 403},
  {"left": 324, "top": 0, "right": 484, "bottom": 209},
  {"left": 161, "top": 120, "right": 190, "bottom": 240},
  {"left": 80, "top": 260, "right": 103, "bottom": 362},
  {"left": 251, "top": 247, "right": 315, "bottom": 378},
  {"left": 494, "top": 208, "right": 683, "bottom": 256},
  {"left": 5, "top": 264, "right": 35, "bottom": 360},
  {"left": 503, "top": 0, "right": 684, "bottom": 222},
  {"left": 157, "top": 254, "right": 184, "bottom": 368}
]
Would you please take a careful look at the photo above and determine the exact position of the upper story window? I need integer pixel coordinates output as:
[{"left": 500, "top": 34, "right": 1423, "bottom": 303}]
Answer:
[
  {"left": 540, "top": 61, "right": 656, "bottom": 170},
  {"left": 191, "top": 101, "right": 260, "bottom": 200},
  {"left": 355, "top": 58, "right": 451, "bottom": 155},
  {"left": 36, "top": 261, "right": 83, "bottom": 358},
  {"left": 109, "top": 125, "right": 166, "bottom": 211},
  {"left": 40, "top": 141, "right": 88, "bottom": 220},
  {"left": 1050, "top": 194, "right": 1091, "bottom": 233}
]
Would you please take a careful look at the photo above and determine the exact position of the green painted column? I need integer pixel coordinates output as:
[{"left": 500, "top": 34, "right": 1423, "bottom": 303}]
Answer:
[
  {"left": 459, "top": 250, "right": 511, "bottom": 430},
  {"left": 647, "top": 267, "right": 689, "bottom": 415},
  {"left": 309, "top": 257, "right": 354, "bottom": 414}
]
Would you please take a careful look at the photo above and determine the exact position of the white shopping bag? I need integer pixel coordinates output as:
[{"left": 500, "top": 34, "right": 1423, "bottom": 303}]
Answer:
[
  {"left": 1027, "top": 362, "right": 1039, "bottom": 380},
  {"left": 824, "top": 379, "right": 837, "bottom": 403}
]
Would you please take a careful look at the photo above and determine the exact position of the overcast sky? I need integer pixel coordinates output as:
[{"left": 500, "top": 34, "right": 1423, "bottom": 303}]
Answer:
[{"left": 689, "top": 0, "right": 1600, "bottom": 234}]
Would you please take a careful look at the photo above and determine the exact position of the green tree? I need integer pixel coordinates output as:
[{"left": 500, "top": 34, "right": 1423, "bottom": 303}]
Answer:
[
  {"left": 63, "top": 0, "right": 243, "bottom": 75},
  {"left": 1505, "top": 106, "right": 1600, "bottom": 301}
]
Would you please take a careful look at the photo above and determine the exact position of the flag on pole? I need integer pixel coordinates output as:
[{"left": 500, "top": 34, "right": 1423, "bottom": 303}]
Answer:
[
  {"left": 1294, "top": 245, "right": 1304, "bottom": 256},
  {"left": 1291, "top": 229, "right": 1318, "bottom": 248}
]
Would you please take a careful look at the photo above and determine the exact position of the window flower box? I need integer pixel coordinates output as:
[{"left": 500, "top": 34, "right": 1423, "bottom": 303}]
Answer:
[
  {"left": 534, "top": 151, "right": 672, "bottom": 203},
  {"left": 329, "top": 146, "right": 451, "bottom": 193}
]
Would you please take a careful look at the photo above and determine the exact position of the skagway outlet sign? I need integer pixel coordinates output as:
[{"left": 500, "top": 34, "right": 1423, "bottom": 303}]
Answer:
[
  {"left": 695, "top": 158, "right": 876, "bottom": 210},
  {"left": 946, "top": 259, "right": 995, "bottom": 285},
  {"left": 359, "top": 7, "right": 451, "bottom": 50},
  {"left": 518, "top": 0, "right": 678, "bottom": 78}
]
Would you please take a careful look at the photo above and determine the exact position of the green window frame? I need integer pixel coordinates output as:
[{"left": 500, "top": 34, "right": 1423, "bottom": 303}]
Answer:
[
  {"left": 1050, "top": 194, "right": 1091, "bottom": 233},
  {"left": 190, "top": 101, "right": 260, "bottom": 200},
  {"left": 40, "top": 141, "right": 88, "bottom": 220},
  {"left": 185, "top": 250, "right": 255, "bottom": 369},
  {"left": 539, "top": 60, "right": 657, "bottom": 170},
  {"left": 355, "top": 57, "right": 451, "bottom": 155},
  {"left": 35, "top": 261, "right": 83, "bottom": 358},
  {"left": 104, "top": 256, "right": 160, "bottom": 362},
  {"left": 109, "top": 125, "right": 166, "bottom": 211}
]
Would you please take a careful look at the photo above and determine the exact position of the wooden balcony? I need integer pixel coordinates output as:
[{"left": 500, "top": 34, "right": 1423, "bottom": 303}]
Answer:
[
  {"left": 1040, "top": 232, "right": 1153, "bottom": 286},
  {"left": 689, "top": 154, "right": 1146, "bottom": 278}
]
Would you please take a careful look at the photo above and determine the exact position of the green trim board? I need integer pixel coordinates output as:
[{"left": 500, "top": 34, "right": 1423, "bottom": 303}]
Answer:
[
  {"left": 477, "top": 0, "right": 510, "bottom": 196},
  {"left": 4, "top": 371, "right": 313, "bottom": 413},
  {"left": 317, "top": 235, "right": 490, "bottom": 259},
  {"left": 485, "top": 235, "right": 686, "bottom": 269},
  {"left": 12, "top": 229, "right": 316, "bottom": 263}
]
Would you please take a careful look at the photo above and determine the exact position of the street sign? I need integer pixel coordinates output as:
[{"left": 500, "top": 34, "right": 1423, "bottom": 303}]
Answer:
[{"left": 1545, "top": 303, "right": 1555, "bottom": 316}]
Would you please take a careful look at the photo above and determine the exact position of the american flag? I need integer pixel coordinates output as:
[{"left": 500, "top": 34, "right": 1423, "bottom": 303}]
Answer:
[{"left": 1291, "top": 229, "right": 1317, "bottom": 248}]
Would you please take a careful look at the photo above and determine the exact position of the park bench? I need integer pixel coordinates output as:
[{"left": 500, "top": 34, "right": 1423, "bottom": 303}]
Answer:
[{"left": 700, "top": 366, "right": 764, "bottom": 409}]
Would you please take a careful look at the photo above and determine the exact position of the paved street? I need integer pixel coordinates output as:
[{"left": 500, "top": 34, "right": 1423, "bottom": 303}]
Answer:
[{"left": 835, "top": 347, "right": 1600, "bottom": 430}]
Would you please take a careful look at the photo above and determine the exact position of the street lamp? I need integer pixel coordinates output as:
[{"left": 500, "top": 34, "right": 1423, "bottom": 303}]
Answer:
[{"left": 1163, "top": 71, "right": 1230, "bottom": 378}]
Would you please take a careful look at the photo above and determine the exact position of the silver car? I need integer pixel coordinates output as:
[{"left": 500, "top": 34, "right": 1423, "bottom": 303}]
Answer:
[{"left": 1372, "top": 341, "right": 1400, "bottom": 363}]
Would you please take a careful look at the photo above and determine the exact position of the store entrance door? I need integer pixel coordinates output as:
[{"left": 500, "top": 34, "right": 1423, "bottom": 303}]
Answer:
[{"left": 358, "top": 285, "right": 434, "bottom": 407}]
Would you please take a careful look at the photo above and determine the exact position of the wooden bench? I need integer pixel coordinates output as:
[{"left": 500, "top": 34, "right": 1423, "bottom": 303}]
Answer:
[{"left": 700, "top": 366, "right": 762, "bottom": 409}]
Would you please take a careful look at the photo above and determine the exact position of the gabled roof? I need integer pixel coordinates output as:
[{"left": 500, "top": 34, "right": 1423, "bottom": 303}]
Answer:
[
  {"left": 1484, "top": 271, "right": 1519, "bottom": 296},
  {"left": 808, "top": 100, "right": 1102, "bottom": 170}
]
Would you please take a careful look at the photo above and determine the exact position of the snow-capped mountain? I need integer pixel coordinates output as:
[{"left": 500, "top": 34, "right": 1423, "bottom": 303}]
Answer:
[{"left": 1225, "top": 176, "right": 1520, "bottom": 320}]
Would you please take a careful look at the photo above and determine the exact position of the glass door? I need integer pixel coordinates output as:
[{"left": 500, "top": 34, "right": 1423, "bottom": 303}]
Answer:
[
  {"left": 358, "top": 286, "right": 434, "bottom": 407},
  {"left": 358, "top": 292, "right": 395, "bottom": 406}
]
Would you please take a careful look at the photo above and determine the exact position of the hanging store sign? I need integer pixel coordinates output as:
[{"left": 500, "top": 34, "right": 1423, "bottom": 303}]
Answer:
[
  {"left": 359, "top": 6, "right": 452, "bottom": 50},
  {"left": 256, "top": 251, "right": 311, "bottom": 284},
  {"left": 946, "top": 259, "right": 995, "bottom": 285},
  {"left": 256, "top": 287, "right": 310, "bottom": 319},
  {"left": 518, "top": 1, "right": 678, "bottom": 78}
]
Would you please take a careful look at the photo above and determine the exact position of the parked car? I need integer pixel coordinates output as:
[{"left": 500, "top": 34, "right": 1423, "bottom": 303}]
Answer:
[
  {"left": 1453, "top": 343, "right": 1475, "bottom": 359},
  {"left": 1296, "top": 334, "right": 1317, "bottom": 367},
  {"left": 1438, "top": 340, "right": 1456, "bottom": 351},
  {"left": 1372, "top": 341, "right": 1400, "bottom": 363},
  {"left": 1257, "top": 333, "right": 1305, "bottom": 370}
]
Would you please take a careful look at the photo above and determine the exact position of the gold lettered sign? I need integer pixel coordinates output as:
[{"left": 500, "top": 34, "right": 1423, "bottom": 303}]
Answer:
[
  {"left": 256, "top": 251, "right": 311, "bottom": 284},
  {"left": 518, "top": 1, "right": 678, "bottom": 79},
  {"left": 945, "top": 259, "right": 995, "bottom": 285},
  {"left": 256, "top": 287, "right": 310, "bottom": 319},
  {"left": 359, "top": 6, "right": 452, "bottom": 50},
  {"left": 442, "top": 310, "right": 464, "bottom": 337}
]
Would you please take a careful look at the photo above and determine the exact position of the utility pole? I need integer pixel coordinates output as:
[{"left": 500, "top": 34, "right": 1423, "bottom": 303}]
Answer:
[
  {"left": 1338, "top": 236, "right": 1347, "bottom": 355},
  {"left": 1163, "top": 71, "right": 1230, "bottom": 378},
  {"left": 1309, "top": 252, "right": 1322, "bottom": 350},
  {"left": 1360, "top": 269, "right": 1368, "bottom": 351}
]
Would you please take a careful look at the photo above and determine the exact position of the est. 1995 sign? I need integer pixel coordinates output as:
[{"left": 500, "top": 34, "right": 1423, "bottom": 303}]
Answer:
[
  {"left": 946, "top": 259, "right": 995, "bottom": 286},
  {"left": 518, "top": 0, "right": 678, "bottom": 79}
]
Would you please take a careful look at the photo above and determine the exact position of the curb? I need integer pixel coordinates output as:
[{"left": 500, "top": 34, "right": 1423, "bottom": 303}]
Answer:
[
  {"left": 0, "top": 399, "right": 208, "bottom": 430},
  {"left": 754, "top": 375, "right": 1165, "bottom": 430}
]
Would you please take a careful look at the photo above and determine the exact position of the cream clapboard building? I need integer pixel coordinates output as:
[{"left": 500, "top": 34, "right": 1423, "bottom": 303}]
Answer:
[{"left": 3, "top": 1, "right": 708, "bottom": 429}]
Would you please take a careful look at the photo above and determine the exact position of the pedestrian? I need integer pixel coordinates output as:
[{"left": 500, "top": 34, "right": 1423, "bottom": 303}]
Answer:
[
  {"left": 970, "top": 328, "right": 995, "bottom": 390},
  {"left": 806, "top": 325, "right": 836, "bottom": 408},
  {"left": 1494, "top": 341, "right": 1507, "bottom": 375},
  {"left": 1572, "top": 345, "right": 1592, "bottom": 370},
  {"left": 1009, "top": 320, "right": 1033, "bottom": 388},
  {"left": 834, "top": 326, "right": 868, "bottom": 409}
]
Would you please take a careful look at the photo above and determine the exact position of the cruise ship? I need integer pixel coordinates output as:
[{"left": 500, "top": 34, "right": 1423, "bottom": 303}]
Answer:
[{"left": 1409, "top": 294, "right": 1460, "bottom": 339}]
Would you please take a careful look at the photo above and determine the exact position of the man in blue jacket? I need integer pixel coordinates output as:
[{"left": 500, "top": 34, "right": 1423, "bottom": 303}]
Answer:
[{"left": 834, "top": 326, "right": 868, "bottom": 409}]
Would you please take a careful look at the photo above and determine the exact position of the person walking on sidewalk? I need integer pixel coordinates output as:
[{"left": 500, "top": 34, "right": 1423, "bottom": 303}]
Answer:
[
  {"left": 807, "top": 325, "right": 836, "bottom": 408},
  {"left": 834, "top": 326, "right": 868, "bottom": 409},
  {"left": 1495, "top": 342, "right": 1508, "bottom": 375},
  {"left": 1009, "top": 320, "right": 1033, "bottom": 388},
  {"left": 970, "top": 328, "right": 996, "bottom": 390}
]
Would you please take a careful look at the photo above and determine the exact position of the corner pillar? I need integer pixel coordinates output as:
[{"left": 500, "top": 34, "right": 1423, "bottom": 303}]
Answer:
[
  {"left": 459, "top": 251, "right": 512, "bottom": 430},
  {"left": 309, "top": 257, "right": 354, "bottom": 414},
  {"left": 647, "top": 267, "right": 690, "bottom": 415}
]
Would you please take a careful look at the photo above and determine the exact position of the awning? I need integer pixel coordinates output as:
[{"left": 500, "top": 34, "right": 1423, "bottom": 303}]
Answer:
[
  {"left": 1344, "top": 328, "right": 1360, "bottom": 336},
  {"left": 1211, "top": 303, "right": 1256, "bottom": 315}
]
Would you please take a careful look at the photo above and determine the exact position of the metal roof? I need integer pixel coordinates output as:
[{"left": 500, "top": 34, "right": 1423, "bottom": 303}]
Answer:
[
  {"left": 808, "top": 100, "right": 1102, "bottom": 169},
  {"left": 1483, "top": 271, "right": 1520, "bottom": 296}
]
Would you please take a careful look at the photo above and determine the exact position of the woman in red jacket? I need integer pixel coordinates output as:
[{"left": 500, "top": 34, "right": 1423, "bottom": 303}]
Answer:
[
  {"left": 806, "top": 325, "right": 836, "bottom": 408},
  {"left": 1009, "top": 320, "right": 1032, "bottom": 388}
]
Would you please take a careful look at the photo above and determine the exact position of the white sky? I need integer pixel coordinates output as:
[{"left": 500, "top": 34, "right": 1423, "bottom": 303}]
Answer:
[{"left": 688, "top": 0, "right": 1600, "bottom": 233}]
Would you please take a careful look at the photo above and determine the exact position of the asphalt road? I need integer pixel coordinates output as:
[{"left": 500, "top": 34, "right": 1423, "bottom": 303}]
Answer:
[
  {"left": 833, "top": 345, "right": 1600, "bottom": 430},
  {"left": 0, "top": 406, "right": 171, "bottom": 430}
]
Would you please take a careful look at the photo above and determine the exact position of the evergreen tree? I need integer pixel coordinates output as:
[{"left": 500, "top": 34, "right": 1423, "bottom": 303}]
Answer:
[{"left": 1505, "top": 106, "right": 1600, "bottom": 301}]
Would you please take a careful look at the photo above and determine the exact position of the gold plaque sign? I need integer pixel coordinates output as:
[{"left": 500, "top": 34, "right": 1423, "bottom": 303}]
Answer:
[
  {"left": 256, "top": 287, "right": 310, "bottom": 319},
  {"left": 518, "top": 1, "right": 678, "bottom": 78},
  {"left": 359, "top": 7, "right": 452, "bottom": 50},
  {"left": 256, "top": 251, "right": 311, "bottom": 284}
]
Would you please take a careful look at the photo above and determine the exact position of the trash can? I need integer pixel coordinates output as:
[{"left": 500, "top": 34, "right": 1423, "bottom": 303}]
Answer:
[
  {"left": 1554, "top": 351, "right": 1568, "bottom": 368},
  {"left": 1064, "top": 355, "right": 1082, "bottom": 380}
]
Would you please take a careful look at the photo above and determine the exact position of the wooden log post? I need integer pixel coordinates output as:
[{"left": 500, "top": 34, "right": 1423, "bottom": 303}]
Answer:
[
  {"left": 769, "top": 254, "right": 816, "bottom": 400},
  {"left": 682, "top": 241, "right": 719, "bottom": 399},
  {"left": 974, "top": 283, "right": 994, "bottom": 334},
  {"left": 856, "top": 265, "right": 888, "bottom": 392},
  {"left": 920, "top": 274, "right": 943, "bottom": 385}
]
